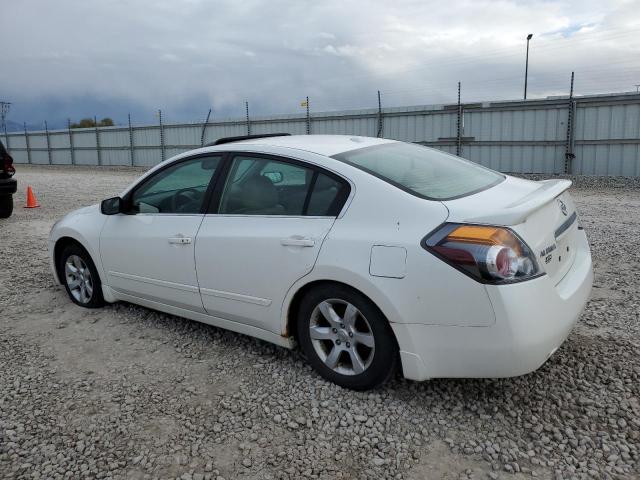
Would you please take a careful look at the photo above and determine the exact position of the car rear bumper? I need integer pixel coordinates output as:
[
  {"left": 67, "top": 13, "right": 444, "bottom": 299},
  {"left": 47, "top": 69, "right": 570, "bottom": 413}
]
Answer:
[
  {"left": 0, "top": 178, "right": 17, "bottom": 195},
  {"left": 393, "top": 228, "right": 593, "bottom": 381}
]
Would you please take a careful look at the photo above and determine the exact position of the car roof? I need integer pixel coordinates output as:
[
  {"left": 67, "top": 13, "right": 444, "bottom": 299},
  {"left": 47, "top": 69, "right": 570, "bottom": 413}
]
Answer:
[
  {"left": 132, "top": 135, "right": 396, "bottom": 197},
  {"left": 225, "top": 134, "right": 396, "bottom": 157}
]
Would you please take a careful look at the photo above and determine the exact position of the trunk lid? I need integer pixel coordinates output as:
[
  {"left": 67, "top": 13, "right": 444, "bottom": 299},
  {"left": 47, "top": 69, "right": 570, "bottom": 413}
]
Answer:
[{"left": 442, "top": 175, "right": 579, "bottom": 285}]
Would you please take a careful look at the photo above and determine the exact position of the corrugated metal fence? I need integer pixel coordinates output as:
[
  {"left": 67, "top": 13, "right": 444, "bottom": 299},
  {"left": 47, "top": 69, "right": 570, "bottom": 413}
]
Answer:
[{"left": 4, "top": 92, "right": 640, "bottom": 176}]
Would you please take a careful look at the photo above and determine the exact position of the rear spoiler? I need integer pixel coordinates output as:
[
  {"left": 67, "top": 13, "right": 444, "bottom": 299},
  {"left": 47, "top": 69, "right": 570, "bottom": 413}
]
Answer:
[{"left": 465, "top": 179, "right": 572, "bottom": 226}]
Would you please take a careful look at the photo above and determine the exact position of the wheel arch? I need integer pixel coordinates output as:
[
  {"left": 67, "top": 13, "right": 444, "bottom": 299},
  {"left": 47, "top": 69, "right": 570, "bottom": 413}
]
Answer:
[
  {"left": 284, "top": 279, "right": 400, "bottom": 351},
  {"left": 53, "top": 236, "right": 102, "bottom": 284}
]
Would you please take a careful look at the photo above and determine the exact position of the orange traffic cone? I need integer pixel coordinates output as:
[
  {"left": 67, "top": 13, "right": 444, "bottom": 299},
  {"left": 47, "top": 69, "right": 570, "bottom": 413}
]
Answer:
[{"left": 25, "top": 185, "right": 40, "bottom": 208}]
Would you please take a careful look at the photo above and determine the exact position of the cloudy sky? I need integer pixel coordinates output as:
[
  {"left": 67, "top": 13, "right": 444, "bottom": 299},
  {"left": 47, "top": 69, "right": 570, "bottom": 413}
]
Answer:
[{"left": 2, "top": 0, "right": 639, "bottom": 128}]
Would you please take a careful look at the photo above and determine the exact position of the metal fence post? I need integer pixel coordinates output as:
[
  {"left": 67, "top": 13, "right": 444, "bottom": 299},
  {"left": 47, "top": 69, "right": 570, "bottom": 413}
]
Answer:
[
  {"left": 1, "top": 101, "right": 10, "bottom": 148},
  {"left": 245, "top": 102, "right": 251, "bottom": 136},
  {"left": 456, "top": 82, "right": 462, "bottom": 156},
  {"left": 159, "top": 109, "right": 165, "bottom": 162},
  {"left": 128, "top": 114, "right": 135, "bottom": 166},
  {"left": 24, "top": 123, "right": 31, "bottom": 164},
  {"left": 94, "top": 116, "right": 102, "bottom": 166},
  {"left": 68, "top": 119, "right": 75, "bottom": 165},
  {"left": 305, "top": 96, "right": 310, "bottom": 135},
  {"left": 377, "top": 90, "right": 384, "bottom": 138},
  {"left": 201, "top": 109, "right": 212, "bottom": 147},
  {"left": 564, "top": 72, "right": 576, "bottom": 174},
  {"left": 44, "top": 121, "right": 52, "bottom": 165}
]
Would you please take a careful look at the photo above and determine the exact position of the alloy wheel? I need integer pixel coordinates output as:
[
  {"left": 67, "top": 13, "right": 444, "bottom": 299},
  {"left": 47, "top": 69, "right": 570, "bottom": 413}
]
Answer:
[
  {"left": 309, "top": 299, "right": 375, "bottom": 376},
  {"left": 64, "top": 254, "right": 94, "bottom": 304}
]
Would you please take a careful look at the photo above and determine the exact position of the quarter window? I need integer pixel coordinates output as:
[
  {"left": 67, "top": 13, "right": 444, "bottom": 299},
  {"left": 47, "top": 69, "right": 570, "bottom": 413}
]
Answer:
[{"left": 130, "top": 156, "right": 220, "bottom": 214}]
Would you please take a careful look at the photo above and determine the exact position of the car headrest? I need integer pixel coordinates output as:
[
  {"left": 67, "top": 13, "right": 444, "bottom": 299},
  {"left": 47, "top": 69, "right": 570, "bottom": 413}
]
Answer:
[{"left": 240, "top": 175, "right": 279, "bottom": 209}]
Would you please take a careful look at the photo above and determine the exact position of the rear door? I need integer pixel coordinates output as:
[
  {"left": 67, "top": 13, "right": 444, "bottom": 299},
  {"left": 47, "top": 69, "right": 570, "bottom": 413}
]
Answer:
[{"left": 194, "top": 153, "right": 351, "bottom": 334}]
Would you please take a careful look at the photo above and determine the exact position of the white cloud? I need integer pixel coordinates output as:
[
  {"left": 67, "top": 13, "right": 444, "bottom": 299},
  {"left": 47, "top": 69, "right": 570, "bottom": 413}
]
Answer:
[
  {"left": 1, "top": 0, "right": 639, "bottom": 124},
  {"left": 318, "top": 32, "right": 337, "bottom": 40}
]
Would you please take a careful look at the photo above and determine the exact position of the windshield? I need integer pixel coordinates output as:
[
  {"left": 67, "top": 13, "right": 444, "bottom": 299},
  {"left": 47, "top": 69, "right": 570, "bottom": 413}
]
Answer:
[{"left": 333, "top": 142, "right": 504, "bottom": 200}]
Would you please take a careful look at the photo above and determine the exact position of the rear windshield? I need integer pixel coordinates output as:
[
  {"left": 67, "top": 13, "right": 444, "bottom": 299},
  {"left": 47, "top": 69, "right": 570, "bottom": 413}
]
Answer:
[{"left": 332, "top": 142, "right": 504, "bottom": 200}]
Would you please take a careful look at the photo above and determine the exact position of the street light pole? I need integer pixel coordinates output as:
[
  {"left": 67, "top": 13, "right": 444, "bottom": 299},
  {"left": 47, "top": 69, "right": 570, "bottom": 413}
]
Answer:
[{"left": 524, "top": 33, "right": 533, "bottom": 100}]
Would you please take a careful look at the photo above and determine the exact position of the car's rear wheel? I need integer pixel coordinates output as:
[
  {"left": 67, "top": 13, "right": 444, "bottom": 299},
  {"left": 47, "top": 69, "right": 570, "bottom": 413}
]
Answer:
[
  {"left": 59, "top": 243, "right": 104, "bottom": 308},
  {"left": 0, "top": 195, "right": 13, "bottom": 218},
  {"left": 297, "top": 284, "right": 398, "bottom": 390}
]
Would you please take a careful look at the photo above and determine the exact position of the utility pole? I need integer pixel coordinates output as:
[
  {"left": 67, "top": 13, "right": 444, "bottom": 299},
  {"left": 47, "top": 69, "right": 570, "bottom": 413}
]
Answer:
[
  {"left": 44, "top": 120, "right": 52, "bottom": 165},
  {"left": 0, "top": 101, "right": 11, "bottom": 146},
  {"left": 524, "top": 34, "right": 533, "bottom": 100},
  {"left": 564, "top": 72, "right": 576, "bottom": 174},
  {"left": 245, "top": 101, "right": 251, "bottom": 136},
  {"left": 94, "top": 115, "right": 102, "bottom": 166},
  {"left": 128, "top": 114, "right": 135, "bottom": 165},
  {"left": 158, "top": 109, "right": 165, "bottom": 162},
  {"left": 377, "top": 90, "right": 383, "bottom": 138},
  {"left": 304, "top": 96, "right": 310, "bottom": 134},
  {"left": 456, "top": 82, "right": 462, "bottom": 156},
  {"left": 68, "top": 118, "right": 76, "bottom": 165},
  {"left": 201, "top": 108, "right": 212, "bottom": 146},
  {"left": 24, "top": 122, "right": 32, "bottom": 164}
]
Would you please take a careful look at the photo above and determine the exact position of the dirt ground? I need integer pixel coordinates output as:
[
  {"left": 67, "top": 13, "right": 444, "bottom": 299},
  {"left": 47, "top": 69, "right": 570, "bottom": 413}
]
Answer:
[{"left": 1, "top": 165, "right": 639, "bottom": 480}]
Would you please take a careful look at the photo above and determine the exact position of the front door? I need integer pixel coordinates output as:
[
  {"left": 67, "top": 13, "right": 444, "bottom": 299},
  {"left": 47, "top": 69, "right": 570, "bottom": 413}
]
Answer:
[
  {"left": 100, "top": 155, "right": 222, "bottom": 312},
  {"left": 195, "top": 153, "right": 350, "bottom": 334}
]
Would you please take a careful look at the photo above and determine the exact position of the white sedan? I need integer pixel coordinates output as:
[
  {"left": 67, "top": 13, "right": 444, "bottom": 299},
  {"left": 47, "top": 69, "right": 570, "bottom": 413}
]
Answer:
[{"left": 48, "top": 134, "right": 593, "bottom": 390}]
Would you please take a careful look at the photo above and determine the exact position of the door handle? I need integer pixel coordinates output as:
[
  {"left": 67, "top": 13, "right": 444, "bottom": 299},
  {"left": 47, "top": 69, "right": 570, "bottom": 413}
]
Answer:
[
  {"left": 280, "top": 236, "right": 315, "bottom": 247},
  {"left": 168, "top": 236, "right": 192, "bottom": 245}
]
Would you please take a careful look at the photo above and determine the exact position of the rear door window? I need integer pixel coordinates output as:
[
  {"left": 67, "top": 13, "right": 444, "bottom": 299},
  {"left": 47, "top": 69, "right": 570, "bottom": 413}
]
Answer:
[
  {"left": 218, "top": 156, "right": 311, "bottom": 215},
  {"left": 217, "top": 155, "right": 350, "bottom": 216}
]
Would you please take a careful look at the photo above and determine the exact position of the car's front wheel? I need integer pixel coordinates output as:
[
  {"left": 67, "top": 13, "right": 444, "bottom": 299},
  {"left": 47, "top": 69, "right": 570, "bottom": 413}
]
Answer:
[
  {"left": 0, "top": 195, "right": 13, "bottom": 218},
  {"left": 59, "top": 243, "right": 104, "bottom": 308},
  {"left": 297, "top": 284, "right": 398, "bottom": 390}
]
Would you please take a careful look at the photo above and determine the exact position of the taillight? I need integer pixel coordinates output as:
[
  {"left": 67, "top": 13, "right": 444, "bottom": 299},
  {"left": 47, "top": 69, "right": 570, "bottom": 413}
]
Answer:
[
  {"left": 3, "top": 153, "right": 15, "bottom": 175},
  {"left": 423, "top": 223, "right": 541, "bottom": 283}
]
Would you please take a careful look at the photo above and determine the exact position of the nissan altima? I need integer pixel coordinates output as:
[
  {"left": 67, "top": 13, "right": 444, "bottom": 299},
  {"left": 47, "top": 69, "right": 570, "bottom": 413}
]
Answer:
[{"left": 48, "top": 134, "right": 593, "bottom": 390}]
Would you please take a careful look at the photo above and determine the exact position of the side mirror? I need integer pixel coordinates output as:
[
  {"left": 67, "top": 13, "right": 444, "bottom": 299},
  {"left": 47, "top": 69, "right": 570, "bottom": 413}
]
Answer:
[
  {"left": 101, "top": 196, "right": 123, "bottom": 215},
  {"left": 263, "top": 171, "right": 283, "bottom": 184}
]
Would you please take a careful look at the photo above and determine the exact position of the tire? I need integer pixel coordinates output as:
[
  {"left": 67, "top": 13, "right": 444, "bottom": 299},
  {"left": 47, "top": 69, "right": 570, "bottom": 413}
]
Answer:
[
  {"left": 58, "top": 243, "right": 104, "bottom": 308},
  {"left": 297, "top": 284, "right": 398, "bottom": 390},
  {"left": 0, "top": 195, "right": 13, "bottom": 218}
]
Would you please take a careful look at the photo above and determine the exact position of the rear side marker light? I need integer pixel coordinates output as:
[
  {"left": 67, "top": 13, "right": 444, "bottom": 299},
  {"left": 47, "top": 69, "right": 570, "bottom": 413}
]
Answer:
[{"left": 423, "top": 223, "right": 541, "bottom": 284}]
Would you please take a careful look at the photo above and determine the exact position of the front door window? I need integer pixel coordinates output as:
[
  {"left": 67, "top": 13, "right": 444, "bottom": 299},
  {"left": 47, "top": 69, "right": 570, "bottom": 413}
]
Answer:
[{"left": 130, "top": 156, "right": 220, "bottom": 214}]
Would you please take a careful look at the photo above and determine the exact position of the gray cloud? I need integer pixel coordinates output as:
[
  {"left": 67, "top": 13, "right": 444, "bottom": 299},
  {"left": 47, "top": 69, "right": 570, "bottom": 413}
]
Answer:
[{"left": 2, "top": 0, "right": 639, "bottom": 126}]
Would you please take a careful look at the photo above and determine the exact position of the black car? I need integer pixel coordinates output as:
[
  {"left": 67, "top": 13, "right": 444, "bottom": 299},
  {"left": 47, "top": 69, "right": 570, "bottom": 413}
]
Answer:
[{"left": 0, "top": 139, "right": 17, "bottom": 218}]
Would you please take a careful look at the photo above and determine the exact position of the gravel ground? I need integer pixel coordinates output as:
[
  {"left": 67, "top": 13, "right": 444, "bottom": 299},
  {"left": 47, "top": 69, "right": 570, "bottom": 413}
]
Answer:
[{"left": 1, "top": 165, "right": 639, "bottom": 480}]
